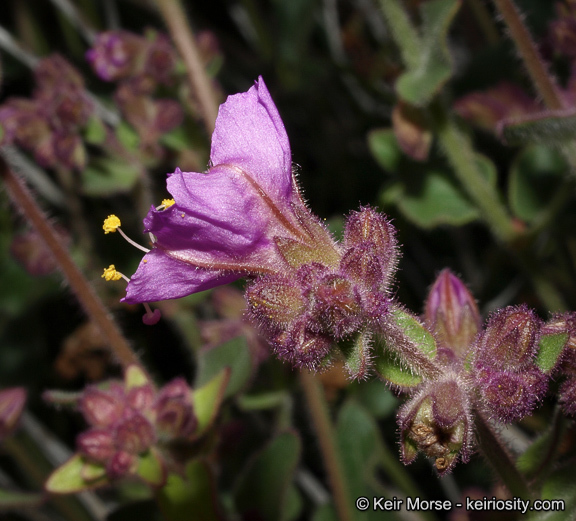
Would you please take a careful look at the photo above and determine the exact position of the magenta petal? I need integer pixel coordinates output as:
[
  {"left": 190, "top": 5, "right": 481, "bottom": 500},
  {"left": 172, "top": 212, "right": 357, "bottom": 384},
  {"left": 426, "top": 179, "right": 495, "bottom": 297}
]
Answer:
[
  {"left": 146, "top": 164, "right": 286, "bottom": 269},
  {"left": 210, "top": 77, "right": 293, "bottom": 207},
  {"left": 123, "top": 249, "right": 239, "bottom": 304}
]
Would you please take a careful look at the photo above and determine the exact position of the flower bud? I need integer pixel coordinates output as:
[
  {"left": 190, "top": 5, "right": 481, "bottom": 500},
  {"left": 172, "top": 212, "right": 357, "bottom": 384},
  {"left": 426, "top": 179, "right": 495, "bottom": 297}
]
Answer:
[
  {"left": 77, "top": 429, "right": 115, "bottom": 463},
  {"left": 398, "top": 378, "right": 472, "bottom": 475},
  {"left": 126, "top": 384, "right": 155, "bottom": 411},
  {"left": 154, "top": 379, "right": 197, "bottom": 439},
  {"left": 115, "top": 412, "right": 156, "bottom": 454},
  {"left": 79, "top": 386, "right": 125, "bottom": 427},
  {"left": 86, "top": 31, "right": 144, "bottom": 81},
  {"left": 559, "top": 377, "right": 576, "bottom": 416},
  {"left": 476, "top": 305, "right": 540, "bottom": 370},
  {"left": 340, "top": 244, "right": 384, "bottom": 290},
  {"left": 105, "top": 450, "right": 136, "bottom": 479},
  {"left": 0, "top": 388, "right": 26, "bottom": 439},
  {"left": 343, "top": 207, "right": 398, "bottom": 285},
  {"left": 475, "top": 366, "right": 547, "bottom": 423},
  {"left": 246, "top": 276, "right": 305, "bottom": 331},
  {"left": 272, "top": 317, "right": 332, "bottom": 370},
  {"left": 312, "top": 274, "right": 363, "bottom": 338},
  {"left": 425, "top": 270, "right": 481, "bottom": 358}
]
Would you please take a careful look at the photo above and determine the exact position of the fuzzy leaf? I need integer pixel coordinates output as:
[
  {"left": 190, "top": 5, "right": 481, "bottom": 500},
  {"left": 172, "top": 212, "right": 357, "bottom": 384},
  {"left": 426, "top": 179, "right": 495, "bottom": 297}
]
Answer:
[
  {"left": 45, "top": 454, "right": 109, "bottom": 493},
  {"left": 233, "top": 430, "right": 301, "bottom": 521},
  {"left": 508, "top": 145, "right": 567, "bottom": 223},
  {"left": 500, "top": 109, "right": 576, "bottom": 145},
  {"left": 156, "top": 461, "right": 225, "bottom": 521},
  {"left": 192, "top": 368, "right": 230, "bottom": 438},
  {"left": 396, "top": 0, "right": 461, "bottom": 106},
  {"left": 373, "top": 346, "right": 423, "bottom": 388},
  {"left": 196, "top": 336, "right": 251, "bottom": 398},
  {"left": 536, "top": 332, "right": 569, "bottom": 374},
  {"left": 389, "top": 307, "right": 436, "bottom": 359}
]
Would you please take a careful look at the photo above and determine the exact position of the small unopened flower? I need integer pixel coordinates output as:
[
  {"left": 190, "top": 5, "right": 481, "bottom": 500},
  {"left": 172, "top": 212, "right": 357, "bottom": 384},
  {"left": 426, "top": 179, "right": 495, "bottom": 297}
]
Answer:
[
  {"left": 424, "top": 269, "right": 481, "bottom": 359},
  {"left": 398, "top": 377, "right": 473, "bottom": 475}
]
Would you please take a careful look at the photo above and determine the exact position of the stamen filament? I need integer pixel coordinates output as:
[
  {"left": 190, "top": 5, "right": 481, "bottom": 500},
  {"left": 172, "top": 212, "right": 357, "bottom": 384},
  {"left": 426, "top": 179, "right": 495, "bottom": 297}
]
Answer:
[{"left": 117, "top": 227, "right": 150, "bottom": 253}]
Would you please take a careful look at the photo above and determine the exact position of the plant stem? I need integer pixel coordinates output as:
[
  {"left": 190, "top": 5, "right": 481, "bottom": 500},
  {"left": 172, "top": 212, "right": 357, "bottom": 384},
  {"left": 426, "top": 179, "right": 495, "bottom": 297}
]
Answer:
[
  {"left": 432, "top": 103, "right": 519, "bottom": 243},
  {"left": 492, "top": 0, "right": 564, "bottom": 111},
  {"left": 474, "top": 409, "right": 532, "bottom": 499},
  {"left": 467, "top": 0, "right": 500, "bottom": 46},
  {"left": 155, "top": 0, "right": 219, "bottom": 134},
  {"left": 378, "top": 0, "right": 421, "bottom": 70},
  {"left": 300, "top": 371, "right": 354, "bottom": 521},
  {"left": 0, "top": 157, "right": 141, "bottom": 371}
]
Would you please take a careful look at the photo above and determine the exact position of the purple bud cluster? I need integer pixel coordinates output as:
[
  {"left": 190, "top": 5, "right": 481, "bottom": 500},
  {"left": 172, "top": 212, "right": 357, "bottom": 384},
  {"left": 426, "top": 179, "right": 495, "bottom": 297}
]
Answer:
[
  {"left": 76, "top": 375, "right": 196, "bottom": 480},
  {"left": 400, "top": 270, "right": 551, "bottom": 474},
  {"left": 473, "top": 305, "right": 547, "bottom": 423},
  {"left": 246, "top": 207, "right": 398, "bottom": 372},
  {"left": 0, "top": 55, "right": 93, "bottom": 170},
  {"left": 86, "top": 30, "right": 191, "bottom": 152}
]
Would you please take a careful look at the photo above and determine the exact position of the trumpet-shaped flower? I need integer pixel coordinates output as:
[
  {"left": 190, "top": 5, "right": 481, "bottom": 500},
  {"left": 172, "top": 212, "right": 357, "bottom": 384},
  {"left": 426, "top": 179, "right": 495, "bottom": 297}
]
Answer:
[{"left": 123, "top": 77, "right": 338, "bottom": 304}]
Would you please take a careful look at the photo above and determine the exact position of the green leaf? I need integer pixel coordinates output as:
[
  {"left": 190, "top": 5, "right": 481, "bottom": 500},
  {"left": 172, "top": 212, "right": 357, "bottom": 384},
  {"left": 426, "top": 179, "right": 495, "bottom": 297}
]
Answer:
[
  {"left": 116, "top": 121, "right": 140, "bottom": 150},
  {"left": 195, "top": 336, "right": 252, "bottom": 398},
  {"left": 156, "top": 460, "right": 225, "bottom": 521},
  {"left": 528, "top": 465, "right": 576, "bottom": 520},
  {"left": 81, "top": 158, "right": 141, "bottom": 196},
  {"left": 517, "top": 412, "right": 565, "bottom": 482},
  {"left": 136, "top": 449, "right": 167, "bottom": 488},
  {"left": 83, "top": 116, "right": 107, "bottom": 145},
  {"left": 350, "top": 379, "right": 399, "bottom": 419},
  {"left": 233, "top": 430, "right": 301, "bottom": 521},
  {"left": 336, "top": 401, "right": 382, "bottom": 503},
  {"left": 125, "top": 365, "right": 151, "bottom": 389},
  {"left": 373, "top": 345, "right": 423, "bottom": 388},
  {"left": 389, "top": 307, "right": 436, "bottom": 359},
  {"left": 396, "top": 0, "right": 461, "bottom": 106},
  {"left": 367, "top": 129, "right": 402, "bottom": 174},
  {"left": 391, "top": 171, "right": 480, "bottom": 228},
  {"left": 192, "top": 368, "right": 230, "bottom": 438},
  {"left": 501, "top": 109, "right": 576, "bottom": 145},
  {"left": 536, "top": 332, "right": 569, "bottom": 374},
  {"left": 508, "top": 145, "right": 567, "bottom": 223},
  {"left": 45, "top": 454, "right": 109, "bottom": 494},
  {"left": 0, "top": 488, "right": 43, "bottom": 509}
]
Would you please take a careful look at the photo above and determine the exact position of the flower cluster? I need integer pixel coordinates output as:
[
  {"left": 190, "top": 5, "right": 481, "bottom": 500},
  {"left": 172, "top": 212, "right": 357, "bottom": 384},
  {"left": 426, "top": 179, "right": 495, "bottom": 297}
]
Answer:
[
  {"left": 245, "top": 206, "right": 398, "bottom": 370},
  {"left": 110, "top": 77, "right": 399, "bottom": 373},
  {"left": 398, "top": 270, "right": 549, "bottom": 474},
  {"left": 0, "top": 55, "right": 93, "bottom": 170},
  {"left": 74, "top": 366, "right": 196, "bottom": 481},
  {"left": 86, "top": 30, "right": 192, "bottom": 153}
]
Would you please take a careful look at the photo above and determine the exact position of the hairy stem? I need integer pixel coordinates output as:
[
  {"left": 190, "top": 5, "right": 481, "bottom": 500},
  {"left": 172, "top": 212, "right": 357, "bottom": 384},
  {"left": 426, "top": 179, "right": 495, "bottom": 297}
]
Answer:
[
  {"left": 432, "top": 103, "right": 519, "bottom": 244},
  {"left": 474, "top": 409, "right": 532, "bottom": 499},
  {"left": 155, "top": 0, "right": 219, "bottom": 133},
  {"left": 492, "top": 0, "right": 564, "bottom": 110},
  {"left": 0, "top": 157, "right": 141, "bottom": 371},
  {"left": 300, "top": 371, "right": 354, "bottom": 521},
  {"left": 378, "top": 0, "right": 421, "bottom": 70}
]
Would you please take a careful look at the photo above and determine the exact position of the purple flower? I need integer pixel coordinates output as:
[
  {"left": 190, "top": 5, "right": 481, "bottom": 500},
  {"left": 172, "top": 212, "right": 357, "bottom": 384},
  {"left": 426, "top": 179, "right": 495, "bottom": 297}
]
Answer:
[{"left": 124, "top": 77, "right": 337, "bottom": 304}]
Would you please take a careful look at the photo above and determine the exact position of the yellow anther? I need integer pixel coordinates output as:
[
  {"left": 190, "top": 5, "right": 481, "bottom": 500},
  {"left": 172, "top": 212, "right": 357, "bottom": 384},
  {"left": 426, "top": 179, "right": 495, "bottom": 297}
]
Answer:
[
  {"left": 102, "top": 265, "right": 123, "bottom": 281},
  {"left": 162, "top": 199, "right": 175, "bottom": 208},
  {"left": 103, "top": 215, "right": 121, "bottom": 234}
]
